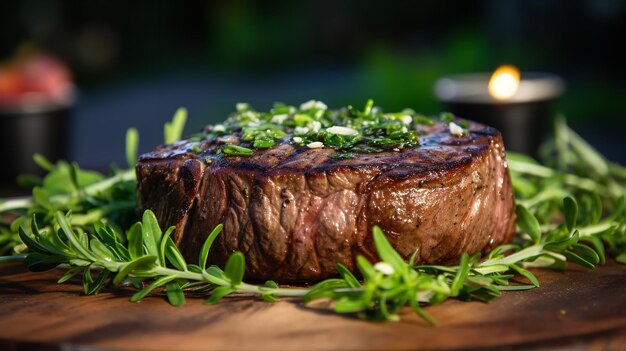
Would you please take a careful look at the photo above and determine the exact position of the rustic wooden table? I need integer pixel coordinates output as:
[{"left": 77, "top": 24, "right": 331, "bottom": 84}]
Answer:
[{"left": 1, "top": 261, "right": 625, "bottom": 351}]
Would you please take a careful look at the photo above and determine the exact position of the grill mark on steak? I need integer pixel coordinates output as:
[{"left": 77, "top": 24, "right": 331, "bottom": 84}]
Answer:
[{"left": 136, "top": 120, "right": 516, "bottom": 282}]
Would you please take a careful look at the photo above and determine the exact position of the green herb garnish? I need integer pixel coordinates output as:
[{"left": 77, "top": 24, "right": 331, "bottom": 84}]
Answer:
[
  {"left": 7, "top": 210, "right": 309, "bottom": 306},
  {"left": 440, "top": 112, "right": 455, "bottom": 123},
  {"left": 252, "top": 136, "right": 275, "bottom": 149},
  {"left": 201, "top": 100, "right": 428, "bottom": 157},
  {"left": 164, "top": 107, "right": 188, "bottom": 144},
  {"left": 221, "top": 145, "right": 253, "bottom": 156},
  {"left": 413, "top": 115, "right": 435, "bottom": 126}
]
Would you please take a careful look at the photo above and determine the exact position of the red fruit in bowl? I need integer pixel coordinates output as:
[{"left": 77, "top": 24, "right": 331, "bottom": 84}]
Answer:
[{"left": 0, "top": 51, "right": 73, "bottom": 107}]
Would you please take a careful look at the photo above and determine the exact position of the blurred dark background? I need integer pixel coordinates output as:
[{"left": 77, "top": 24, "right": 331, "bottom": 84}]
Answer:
[{"left": 1, "top": 0, "right": 625, "bottom": 172}]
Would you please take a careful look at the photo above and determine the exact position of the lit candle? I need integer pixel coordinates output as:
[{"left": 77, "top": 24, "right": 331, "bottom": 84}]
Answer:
[{"left": 434, "top": 65, "right": 565, "bottom": 156}]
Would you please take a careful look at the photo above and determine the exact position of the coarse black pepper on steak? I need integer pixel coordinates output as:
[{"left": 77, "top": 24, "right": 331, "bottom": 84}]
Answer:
[{"left": 136, "top": 119, "right": 516, "bottom": 282}]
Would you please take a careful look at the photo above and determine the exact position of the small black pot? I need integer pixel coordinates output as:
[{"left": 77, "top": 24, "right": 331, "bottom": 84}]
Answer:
[
  {"left": 434, "top": 72, "right": 564, "bottom": 157},
  {"left": 0, "top": 103, "right": 72, "bottom": 183},
  {"left": 440, "top": 100, "right": 553, "bottom": 156}
]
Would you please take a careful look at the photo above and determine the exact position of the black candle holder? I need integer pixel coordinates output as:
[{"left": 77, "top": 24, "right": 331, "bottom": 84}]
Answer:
[
  {"left": 434, "top": 72, "right": 565, "bottom": 156},
  {"left": 0, "top": 94, "right": 74, "bottom": 183}
]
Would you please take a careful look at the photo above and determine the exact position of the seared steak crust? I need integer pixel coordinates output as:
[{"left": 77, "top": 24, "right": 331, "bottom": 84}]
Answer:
[{"left": 137, "top": 120, "right": 515, "bottom": 282}]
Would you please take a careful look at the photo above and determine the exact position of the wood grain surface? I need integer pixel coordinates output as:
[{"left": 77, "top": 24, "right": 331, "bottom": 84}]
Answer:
[{"left": 1, "top": 261, "right": 625, "bottom": 351}]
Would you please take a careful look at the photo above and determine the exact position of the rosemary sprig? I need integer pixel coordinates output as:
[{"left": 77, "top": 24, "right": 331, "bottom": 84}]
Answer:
[
  {"left": 301, "top": 196, "right": 611, "bottom": 323},
  {"left": 0, "top": 210, "right": 308, "bottom": 305}
]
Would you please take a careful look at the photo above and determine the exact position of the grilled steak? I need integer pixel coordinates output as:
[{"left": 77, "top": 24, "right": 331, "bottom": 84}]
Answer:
[{"left": 137, "top": 115, "right": 515, "bottom": 282}]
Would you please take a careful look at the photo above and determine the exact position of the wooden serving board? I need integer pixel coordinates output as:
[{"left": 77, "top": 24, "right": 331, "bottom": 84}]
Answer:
[{"left": 0, "top": 261, "right": 625, "bottom": 351}]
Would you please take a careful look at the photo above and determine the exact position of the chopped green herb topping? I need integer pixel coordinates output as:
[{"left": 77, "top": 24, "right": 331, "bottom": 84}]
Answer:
[
  {"left": 440, "top": 112, "right": 455, "bottom": 123},
  {"left": 199, "top": 100, "right": 440, "bottom": 157}
]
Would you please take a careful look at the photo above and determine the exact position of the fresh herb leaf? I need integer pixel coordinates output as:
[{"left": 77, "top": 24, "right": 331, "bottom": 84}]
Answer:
[
  {"left": 222, "top": 145, "right": 253, "bottom": 156},
  {"left": 141, "top": 210, "right": 162, "bottom": 264},
  {"left": 515, "top": 205, "right": 542, "bottom": 244},
  {"left": 165, "top": 282, "right": 186, "bottom": 306},
  {"left": 164, "top": 107, "right": 187, "bottom": 144},
  {"left": 225, "top": 252, "right": 245, "bottom": 286},
  {"left": 125, "top": 127, "right": 139, "bottom": 168},
  {"left": 563, "top": 196, "right": 578, "bottom": 233},
  {"left": 199, "top": 224, "right": 223, "bottom": 270},
  {"left": 204, "top": 286, "right": 236, "bottom": 305}
]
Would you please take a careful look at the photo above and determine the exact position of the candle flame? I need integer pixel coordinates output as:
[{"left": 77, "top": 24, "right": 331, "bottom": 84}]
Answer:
[{"left": 488, "top": 65, "right": 520, "bottom": 100}]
